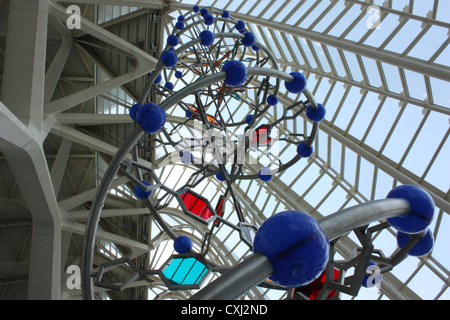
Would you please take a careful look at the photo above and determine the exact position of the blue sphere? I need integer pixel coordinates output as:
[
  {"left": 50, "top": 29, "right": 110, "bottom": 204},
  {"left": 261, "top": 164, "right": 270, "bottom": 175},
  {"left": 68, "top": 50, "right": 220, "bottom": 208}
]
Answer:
[
  {"left": 193, "top": 5, "right": 200, "bottom": 13},
  {"left": 252, "top": 44, "right": 260, "bottom": 51},
  {"left": 204, "top": 14, "right": 215, "bottom": 25},
  {"left": 136, "top": 103, "right": 166, "bottom": 134},
  {"left": 175, "top": 21, "right": 185, "bottom": 30},
  {"left": 200, "top": 30, "right": 215, "bottom": 46},
  {"left": 129, "top": 103, "right": 141, "bottom": 120},
  {"left": 167, "top": 34, "right": 179, "bottom": 47},
  {"left": 134, "top": 181, "right": 152, "bottom": 199},
  {"left": 174, "top": 236, "right": 193, "bottom": 254},
  {"left": 258, "top": 168, "right": 272, "bottom": 182},
  {"left": 397, "top": 229, "right": 434, "bottom": 257},
  {"left": 253, "top": 211, "right": 329, "bottom": 287},
  {"left": 175, "top": 70, "right": 183, "bottom": 79},
  {"left": 297, "top": 142, "right": 313, "bottom": 158},
  {"left": 236, "top": 20, "right": 246, "bottom": 32},
  {"left": 386, "top": 185, "right": 435, "bottom": 234},
  {"left": 222, "top": 10, "right": 230, "bottom": 18},
  {"left": 242, "top": 32, "right": 256, "bottom": 47},
  {"left": 200, "top": 8, "right": 208, "bottom": 17},
  {"left": 161, "top": 50, "right": 178, "bottom": 68},
  {"left": 149, "top": 72, "right": 162, "bottom": 84},
  {"left": 178, "top": 15, "right": 185, "bottom": 22},
  {"left": 164, "top": 82, "right": 174, "bottom": 90},
  {"left": 306, "top": 103, "right": 326, "bottom": 122},
  {"left": 285, "top": 72, "right": 307, "bottom": 94},
  {"left": 216, "top": 169, "right": 228, "bottom": 182},
  {"left": 267, "top": 94, "right": 278, "bottom": 106},
  {"left": 222, "top": 60, "right": 248, "bottom": 87},
  {"left": 245, "top": 114, "right": 253, "bottom": 125}
]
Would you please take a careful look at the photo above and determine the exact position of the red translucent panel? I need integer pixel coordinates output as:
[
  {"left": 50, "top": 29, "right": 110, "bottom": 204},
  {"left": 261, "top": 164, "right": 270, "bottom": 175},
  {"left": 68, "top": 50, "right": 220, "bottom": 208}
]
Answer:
[
  {"left": 251, "top": 126, "right": 271, "bottom": 146},
  {"left": 214, "top": 196, "right": 225, "bottom": 226},
  {"left": 295, "top": 269, "right": 339, "bottom": 300},
  {"left": 181, "top": 192, "right": 214, "bottom": 221}
]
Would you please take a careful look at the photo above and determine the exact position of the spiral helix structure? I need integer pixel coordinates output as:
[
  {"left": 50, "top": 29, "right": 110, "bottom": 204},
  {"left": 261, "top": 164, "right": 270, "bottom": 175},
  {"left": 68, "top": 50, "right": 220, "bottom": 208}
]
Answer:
[{"left": 81, "top": 5, "right": 435, "bottom": 300}]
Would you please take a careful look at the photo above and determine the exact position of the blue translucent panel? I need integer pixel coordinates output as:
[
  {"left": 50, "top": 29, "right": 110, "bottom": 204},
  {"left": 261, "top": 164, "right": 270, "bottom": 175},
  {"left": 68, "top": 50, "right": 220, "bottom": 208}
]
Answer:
[
  {"left": 163, "top": 257, "right": 208, "bottom": 286},
  {"left": 182, "top": 259, "right": 208, "bottom": 285}
]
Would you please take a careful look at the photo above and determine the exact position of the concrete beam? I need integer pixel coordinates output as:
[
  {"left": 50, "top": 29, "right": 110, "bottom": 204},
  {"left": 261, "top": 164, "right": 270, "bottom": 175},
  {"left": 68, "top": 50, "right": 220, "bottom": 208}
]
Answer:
[
  {"left": 1, "top": 0, "right": 49, "bottom": 132},
  {"left": 0, "top": 102, "right": 61, "bottom": 300}
]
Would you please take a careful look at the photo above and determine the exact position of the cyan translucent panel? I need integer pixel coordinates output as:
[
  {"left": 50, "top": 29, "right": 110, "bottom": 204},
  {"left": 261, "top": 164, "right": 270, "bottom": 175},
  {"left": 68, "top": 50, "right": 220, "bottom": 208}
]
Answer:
[{"left": 163, "top": 257, "right": 208, "bottom": 286}]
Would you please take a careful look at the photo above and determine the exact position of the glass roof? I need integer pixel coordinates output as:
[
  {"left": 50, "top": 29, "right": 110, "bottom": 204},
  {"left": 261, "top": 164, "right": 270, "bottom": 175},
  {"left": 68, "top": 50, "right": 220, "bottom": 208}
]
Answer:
[
  {"left": 149, "top": 0, "right": 448, "bottom": 300},
  {"left": 91, "top": 0, "right": 449, "bottom": 300}
]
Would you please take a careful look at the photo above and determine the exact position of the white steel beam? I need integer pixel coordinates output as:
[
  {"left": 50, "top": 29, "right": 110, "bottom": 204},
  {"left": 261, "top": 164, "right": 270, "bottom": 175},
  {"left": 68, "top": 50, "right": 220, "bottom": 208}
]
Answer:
[
  {"left": 171, "top": 3, "right": 450, "bottom": 82},
  {"left": 44, "top": 0, "right": 159, "bottom": 117}
]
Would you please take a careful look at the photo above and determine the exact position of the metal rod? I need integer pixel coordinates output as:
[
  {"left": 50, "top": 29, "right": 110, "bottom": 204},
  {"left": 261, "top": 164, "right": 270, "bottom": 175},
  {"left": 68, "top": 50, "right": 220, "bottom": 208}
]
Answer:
[
  {"left": 189, "top": 252, "right": 273, "bottom": 300},
  {"left": 318, "top": 198, "right": 411, "bottom": 241},
  {"left": 190, "top": 198, "right": 410, "bottom": 300}
]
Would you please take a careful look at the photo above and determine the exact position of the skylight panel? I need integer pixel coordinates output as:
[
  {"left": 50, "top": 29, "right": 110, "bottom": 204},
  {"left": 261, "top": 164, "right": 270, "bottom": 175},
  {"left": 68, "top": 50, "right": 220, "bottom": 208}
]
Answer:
[
  {"left": 284, "top": 0, "right": 316, "bottom": 26},
  {"left": 360, "top": 56, "right": 382, "bottom": 87},
  {"left": 362, "top": 13, "right": 401, "bottom": 48},
  {"left": 382, "top": 103, "right": 424, "bottom": 163},
  {"left": 408, "top": 25, "right": 449, "bottom": 61},
  {"left": 260, "top": 0, "right": 286, "bottom": 20},
  {"left": 433, "top": 42, "right": 450, "bottom": 66},
  {"left": 247, "top": 0, "right": 272, "bottom": 17},
  {"left": 364, "top": 97, "right": 400, "bottom": 151},
  {"left": 347, "top": 91, "right": 382, "bottom": 140},
  {"left": 384, "top": 18, "right": 423, "bottom": 54},
  {"left": 342, "top": 51, "right": 364, "bottom": 82},
  {"left": 380, "top": 62, "right": 403, "bottom": 93},
  {"left": 271, "top": 0, "right": 300, "bottom": 23},
  {"left": 312, "top": 0, "right": 345, "bottom": 33},
  {"left": 402, "top": 110, "right": 449, "bottom": 177},
  {"left": 423, "top": 134, "right": 449, "bottom": 192},
  {"left": 334, "top": 86, "right": 363, "bottom": 129},
  {"left": 403, "top": 69, "right": 428, "bottom": 101},
  {"left": 412, "top": 0, "right": 435, "bottom": 16},
  {"left": 429, "top": 77, "right": 450, "bottom": 107},
  {"left": 327, "top": 3, "right": 362, "bottom": 38},
  {"left": 297, "top": 0, "right": 330, "bottom": 30}
]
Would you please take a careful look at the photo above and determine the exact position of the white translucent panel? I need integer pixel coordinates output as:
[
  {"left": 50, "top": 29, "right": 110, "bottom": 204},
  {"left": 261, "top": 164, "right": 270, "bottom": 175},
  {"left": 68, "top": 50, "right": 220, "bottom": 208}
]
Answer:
[
  {"left": 408, "top": 25, "right": 449, "bottom": 61},
  {"left": 363, "top": 14, "right": 401, "bottom": 48},
  {"left": 380, "top": 62, "right": 403, "bottom": 93},
  {"left": 364, "top": 97, "right": 401, "bottom": 151},
  {"left": 327, "top": 3, "right": 362, "bottom": 38},
  {"left": 297, "top": 0, "right": 332, "bottom": 29},
  {"left": 313, "top": 1, "right": 347, "bottom": 34},
  {"left": 384, "top": 19, "right": 422, "bottom": 54},
  {"left": 402, "top": 111, "right": 449, "bottom": 177},
  {"left": 429, "top": 77, "right": 450, "bottom": 107},
  {"left": 382, "top": 104, "right": 424, "bottom": 163}
]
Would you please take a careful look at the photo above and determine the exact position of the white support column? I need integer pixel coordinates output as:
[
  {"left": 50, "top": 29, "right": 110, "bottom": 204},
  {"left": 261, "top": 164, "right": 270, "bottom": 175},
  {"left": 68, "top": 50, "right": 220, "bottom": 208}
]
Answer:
[
  {"left": 1, "top": 0, "right": 49, "bottom": 132},
  {"left": 50, "top": 138, "right": 73, "bottom": 196},
  {"left": 0, "top": 102, "right": 61, "bottom": 300}
]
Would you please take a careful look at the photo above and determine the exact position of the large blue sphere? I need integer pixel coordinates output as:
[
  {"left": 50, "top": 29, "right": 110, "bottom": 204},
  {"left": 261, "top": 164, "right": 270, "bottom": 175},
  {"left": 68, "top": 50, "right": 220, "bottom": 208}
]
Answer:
[
  {"left": 253, "top": 211, "right": 329, "bottom": 287},
  {"left": 136, "top": 103, "right": 166, "bottom": 134},
  {"left": 134, "top": 181, "right": 152, "bottom": 199},
  {"left": 386, "top": 185, "right": 435, "bottom": 234},
  {"left": 222, "top": 60, "right": 248, "bottom": 87},
  {"left": 397, "top": 229, "right": 434, "bottom": 257},
  {"left": 174, "top": 236, "right": 193, "bottom": 254}
]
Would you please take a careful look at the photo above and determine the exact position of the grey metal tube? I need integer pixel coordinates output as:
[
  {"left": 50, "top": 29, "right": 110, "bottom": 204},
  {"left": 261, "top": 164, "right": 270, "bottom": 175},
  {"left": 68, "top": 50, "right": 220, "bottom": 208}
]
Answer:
[
  {"left": 318, "top": 198, "right": 411, "bottom": 241},
  {"left": 190, "top": 198, "right": 410, "bottom": 300},
  {"left": 190, "top": 252, "right": 273, "bottom": 300}
]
